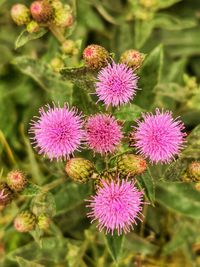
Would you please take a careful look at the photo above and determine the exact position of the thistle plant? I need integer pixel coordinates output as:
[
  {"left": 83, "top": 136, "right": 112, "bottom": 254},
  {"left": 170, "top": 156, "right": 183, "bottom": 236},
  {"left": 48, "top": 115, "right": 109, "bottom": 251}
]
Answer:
[{"left": 1, "top": 0, "right": 200, "bottom": 266}]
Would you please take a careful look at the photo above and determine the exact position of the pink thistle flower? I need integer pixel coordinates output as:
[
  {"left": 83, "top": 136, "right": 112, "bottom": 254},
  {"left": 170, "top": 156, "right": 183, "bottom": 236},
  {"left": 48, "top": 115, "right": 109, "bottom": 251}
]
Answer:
[
  {"left": 85, "top": 114, "right": 123, "bottom": 154},
  {"left": 96, "top": 62, "right": 138, "bottom": 107},
  {"left": 86, "top": 179, "right": 144, "bottom": 235},
  {"left": 29, "top": 103, "right": 84, "bottom": 160},
  {"left": 133, "top": 108, "right": 186, "bottom": 164}
]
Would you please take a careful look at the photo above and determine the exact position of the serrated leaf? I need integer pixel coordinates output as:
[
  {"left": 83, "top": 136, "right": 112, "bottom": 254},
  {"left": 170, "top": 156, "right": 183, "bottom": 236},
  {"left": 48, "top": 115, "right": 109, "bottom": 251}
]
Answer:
[
  {"left": 21, "top": 183, "right": 42, "bottom": 197},
  {"left": 164, "top": 125, "right": 200, "bottom": 181},
  {"left": 12, "top": 56, "right": 72, "bottom": 104},
  {"left": 105, "top": 232, "right": 124, "bottom": 262},
  {"left": 137, "top": 168, "right": 155, "bottom": 204},
  {"left": 15, "top": 29, "right": 48, "bottom": 49},
  {"left": 156, "top": 182, "right": 200, "bottom": 219},
  {"left": 31, "top": 192, "right": 56, "bottom": 217},
  {"left": 60, "top": 66, "right": 98, "bottom": 92},
  {"left": 15, "top": 256, "right": 44, "bottom": 267},
  {"left": 135, "top": 45, "right": 163, "bottom": 109}
]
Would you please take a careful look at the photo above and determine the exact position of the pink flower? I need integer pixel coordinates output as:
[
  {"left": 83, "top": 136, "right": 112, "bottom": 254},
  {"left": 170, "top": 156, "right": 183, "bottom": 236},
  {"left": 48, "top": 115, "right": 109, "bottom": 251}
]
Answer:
[
  {"left": 133, "top": 109, "right": 186, "bottom": 164},
  {"left": 96, "top": 62, "right": 138, "bottom": 107},
  {"left": 86, "top": 179, "right": 144, "bottom": 235},
  {"left": 29, "top": 103, "right": 84, "bottom": 160},
  {"left": 85, "top": 114, "right": 123, "bottom": 154}
]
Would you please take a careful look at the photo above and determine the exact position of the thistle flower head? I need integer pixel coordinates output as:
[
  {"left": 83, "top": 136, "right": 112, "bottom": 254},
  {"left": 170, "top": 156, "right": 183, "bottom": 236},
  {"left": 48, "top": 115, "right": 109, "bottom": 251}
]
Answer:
[
  {"left": 120, "top": 49, "right": 145, "bottom": 70},
  {"left": 83, "top": 44, "right": 110, "bottom": 69},
  {"left": 86, "top": 179, "right": 144, "bottom": 235},
  {"left": 7, "top": 170, "right": 27, "bottom": 192},
  {"left": 14, "top": 211, "right": 36, "bottom": 233},
  {"left": 0, "top": 183, "right": 13, "bottom": 206},
  {"left": 30, "top": 0, "right": 54, "bottom": 23},
  {"left": 29, "top": 103, "right": 84, "bottom": 161},
  {"left": 85, "top": 114, "right": 123, "bottom": 154},
  {"left": 96, "top": 62, "right": 138, "bottom": 107},
  {"left": 133, "top": 109, "right": 186, "bottom": 164}
]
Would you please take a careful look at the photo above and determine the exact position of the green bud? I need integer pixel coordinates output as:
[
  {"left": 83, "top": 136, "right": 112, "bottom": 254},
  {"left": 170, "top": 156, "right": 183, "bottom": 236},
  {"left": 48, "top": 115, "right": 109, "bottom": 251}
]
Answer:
[
  {"left": 37, "top": 214, "right": 51, "bottom": 230},
  {"left": 0, "top": 183, "right": 14, "bottom": 206},
  {"left": 11, "top": 4, "right": 30, "bottom": 26},
  {"left": 94, "top": 169, "right": 117, "bottom": 191},
  {"left": 61, "top": 40, "right": 76, "bottom": 55},
  {"left": 188, "top": 162, "right": 200, "bottom": 182},
  {"left": 120, "top": 50, "right": 145, "bottom": 70},
  {"left": 117, "top": 154, "right": 147, "bottom": 176},
  {"left": 65, "top": 158, "right": 96, "bottom": 183},
  {"left": 7, "top": 170, "right": 28, "bottom": 192},
  {"left": 139, "top": 0, "right": 157, "bottom": 9},
  {"left": 50, "top": 57, "right": 64, "bottom": 72},
  {"left": 14, "top": 211, "right": 36, "bottom": 232},
  {"left": 83, "top": 44, "right": 110, "bottom": 69},
  {"left": 26, "top": 20, "right": 40, "bottom": 33},
  {"left": 53, "top": 5, "right": 73, "bottom": 27}
]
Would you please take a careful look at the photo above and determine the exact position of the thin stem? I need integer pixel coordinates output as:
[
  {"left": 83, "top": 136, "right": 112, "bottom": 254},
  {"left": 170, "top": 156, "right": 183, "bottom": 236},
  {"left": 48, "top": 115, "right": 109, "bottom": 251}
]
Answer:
[
  {"left": 43, "top": 177, "right": 66, "bottom": 192},
  {"left": 49, "top": 25, "right": 66, "bottom": 44},
  {"left": 0, "top": 130, "right": 16, "bottom": 166}
]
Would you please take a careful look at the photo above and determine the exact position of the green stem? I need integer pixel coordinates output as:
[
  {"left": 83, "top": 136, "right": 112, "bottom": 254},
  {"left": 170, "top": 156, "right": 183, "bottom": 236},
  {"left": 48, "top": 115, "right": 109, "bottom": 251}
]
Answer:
[
  {"left": 49, "top": 25, "right": 66, "bottom": 44},
  {"left": 43, "top": 177, "right": 66, "bottom": 192}
]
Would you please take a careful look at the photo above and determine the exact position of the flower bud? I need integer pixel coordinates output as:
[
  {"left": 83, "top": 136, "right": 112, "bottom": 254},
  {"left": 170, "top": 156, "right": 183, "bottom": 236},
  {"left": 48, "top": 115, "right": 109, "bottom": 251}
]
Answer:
[
  {"left": 26, "top": 20, "right": 40, "bottom": 33},
  {"left": 30, "top": 0, "right": 54, "bottom": 23},
  {"left": 140, "top": 0, "right": 157, "bottom": 9},
  {"left": 50, "top": 57, "right": 64, "bottom": 72},
  {"left": 37, "top": 214, "right": 51, "bottom": 230},
  {"left": 117, "top": 154, "right": 147, "bottom": 176},
  {"left": 120, "top": 50, "right": 145, "bottom": 70},
  {"left": 11, "top": 4, "right": 30, "bottom": 26},
  {"left": 53, "top": 5, "right": 73, "bottom": 27},
  {"left": 188, "top": 162, "right": 200, "bottom": 182},
  {"left": 14, "top": 211, "right": 36, "bottom": 232},
  {"left": 61, "top": 40, "right": 76, "bottom": 55},
  {"left": 7, "top": 170, "right": 28, "bottom": 192},
  {"left": 0, "top": 183, "right": 14, "bottom": 206},
  {"left": 83, "top": 44, "right": 110, "bottom": 69},
  {"left": 65, "top": 158, "right": 96, "bottom": 183}
]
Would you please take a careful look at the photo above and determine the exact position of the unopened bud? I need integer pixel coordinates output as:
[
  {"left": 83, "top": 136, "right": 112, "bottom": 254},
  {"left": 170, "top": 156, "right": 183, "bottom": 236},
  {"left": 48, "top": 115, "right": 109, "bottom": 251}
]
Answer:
[
  {"left": 30, "top": 0, "right": 54, "bottom": 23},
  {"left": 26, "top": 20, "right": 40, "bottom": 33},
  {"left": 14, "top": 210, "right": 36, "bottom": 232},
  {"left": 0, "top": 183, "right": 14, "bottom": 206},
  {"left": 53, "top": 5, "right": 73, "bottom": 27},
  {"left": 50, "top": 57, "right": 64, "bottom": 72},
  {"left": 117, "top": 154, "right": 147, "bottom": 176},
  {"left": 120, "top": 50, "right": 145, "bottom": 70},
  {"left": 94, "top": 169, "right": 117, "bottom": 191},
  {"left": 65, "top": 158, "right": 96, "bottom": 183},
  {"left": 37, "top": 214, "right": 51, "bottom": 230},
  {"left": 140, "top": 0, "right": 157, "bottom": 9},
  {"left": 7, "top": 170, "right": 28, "bottom": 192},
  {"left": 61, "top": 40, "right": 76, "bottom": 55},
  {"left": 83, "top": 44, "right": 110, "bottom": 69},
  {"left": 188, "top": 162, "right": 200, "bottom": 182},
  {"left": 11, "top": 4, "right": 30, "bottom": 25}
]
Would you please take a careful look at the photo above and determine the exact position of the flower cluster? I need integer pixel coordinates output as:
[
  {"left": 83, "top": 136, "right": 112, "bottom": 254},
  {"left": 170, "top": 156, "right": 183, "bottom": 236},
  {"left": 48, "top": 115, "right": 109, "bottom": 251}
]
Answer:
[
  {"left": 26, "top": 44, "right": 187, "bottom": 236},
  {"left": 11, "top": 0, "right": 74, "bottom": 33}
]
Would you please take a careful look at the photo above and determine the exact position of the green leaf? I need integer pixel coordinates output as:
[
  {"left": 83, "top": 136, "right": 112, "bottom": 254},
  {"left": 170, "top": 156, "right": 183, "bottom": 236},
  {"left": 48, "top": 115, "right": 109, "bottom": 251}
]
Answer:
[
  {"left": 164, "top": 125, "right": 200, "bottom": 181},
  {"left": 15, "top": 256, "right": 44, "bottom": 267},
  {"left": 137, "top": 168, "right": 155, "bottom": 204},
  {"left": 153, "top": 14, "right": 196, "bottom": 31},
  {"left": 55, "top": 182, "right": 91, "bottom": 215},
  {"left": 60, "top": 66, "right": 98, "bottom": 92},
  {"left": 12, "top": 56, "right": 72, "bottom": 104},
  {"left": 15, "top": 29, "right": 48, "bottom": 50},
  {"left": 105, "top": 232, "right": 124, "bottom": 262},
  {"left": 31, "top": 192, "right": 56, "bottom": 217},
  {"left": 134, "top": 20, "right": 154, "bottom": 49},
  {"left": 156, "top": 0, "right": 182, "bottom": 9},
  {"left": 135, "top": 45, "right": 163, "bottom": 109},
  {"left": 21, "top": 183, "right": 42, "bottom": 197},
  {"left": 156, "top": 182, "right": 200, "bottom": 219}
]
